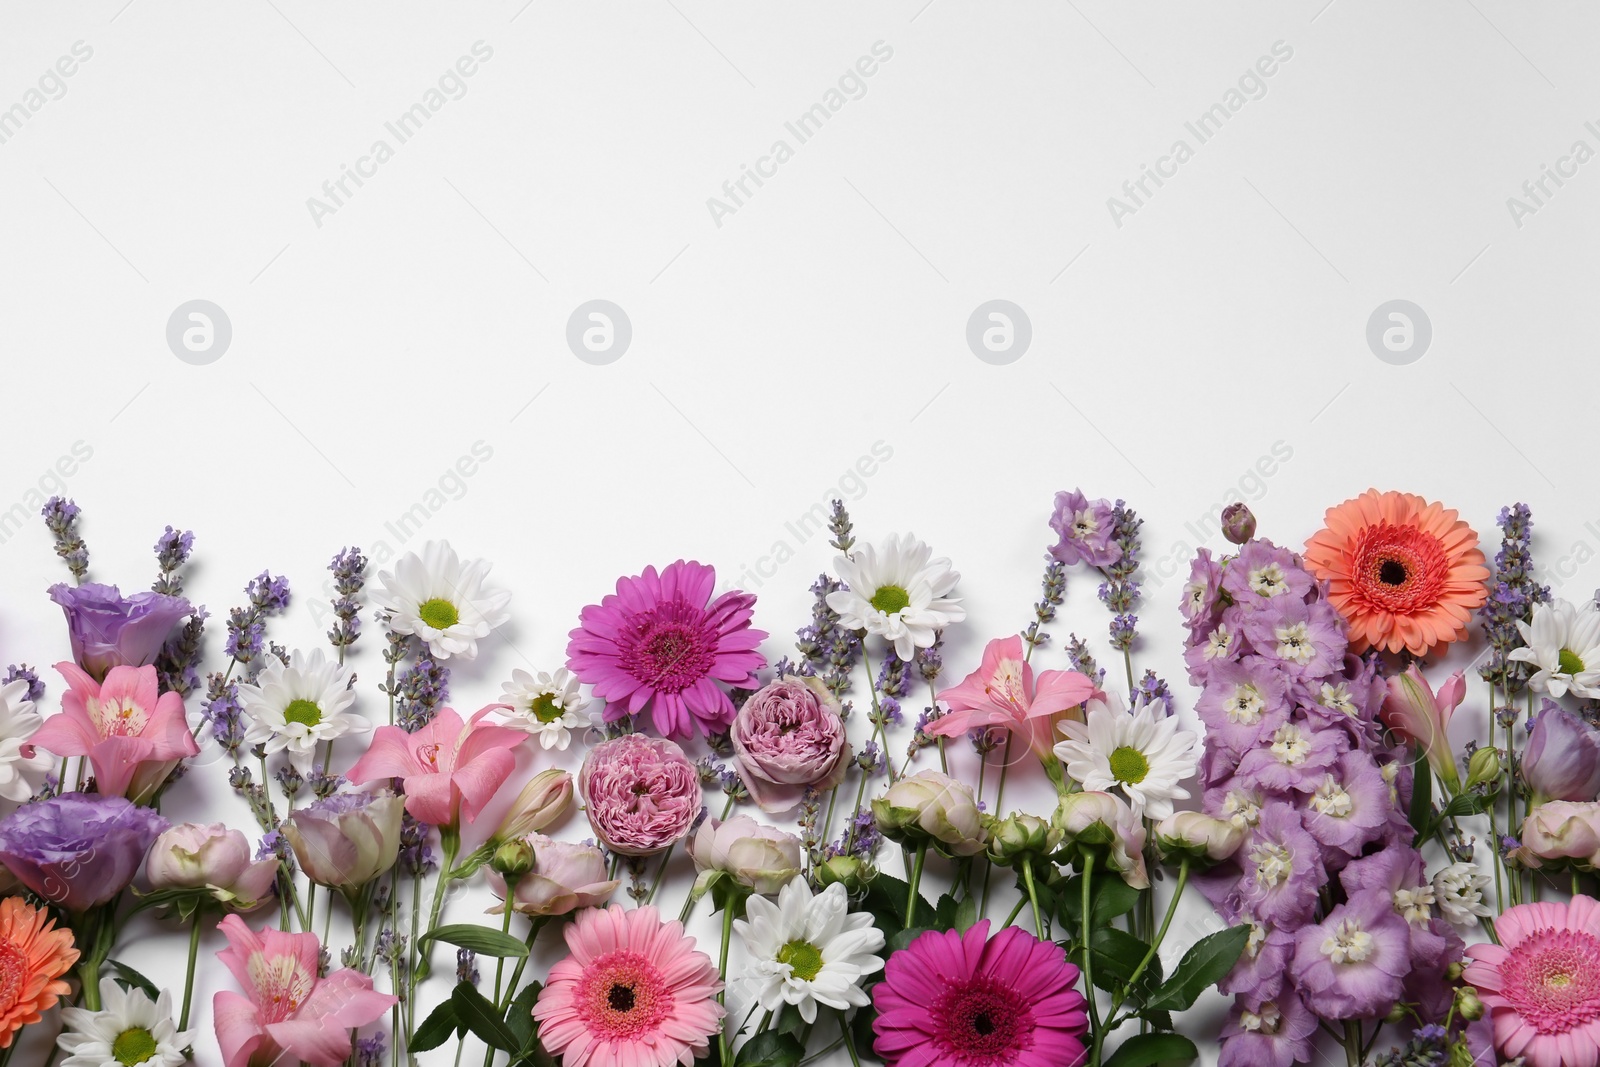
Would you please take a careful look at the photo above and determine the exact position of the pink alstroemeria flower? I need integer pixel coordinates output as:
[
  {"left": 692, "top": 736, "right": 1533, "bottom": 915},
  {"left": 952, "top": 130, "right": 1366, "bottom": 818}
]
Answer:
[
  {"left": 1381, "top": 664, "right": 1467, "bottom": 793},
  {"left": 31, "top": 662, "right": 197, "bottom": 804},
  {"left": 345, "top": 706, "right": 525, "bottom": 829},
  {"left": 924, "top": 635, "right": 1097, "bottom": 784},
  {"left": 212, "top": 915, "right": 396, "bottom": 1067}
]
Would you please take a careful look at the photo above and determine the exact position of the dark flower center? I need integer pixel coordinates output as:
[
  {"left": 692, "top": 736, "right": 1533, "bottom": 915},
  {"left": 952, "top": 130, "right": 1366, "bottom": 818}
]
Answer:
[
  {"left": 934, "top": 976, "right": 1031, "bottom": 1058},
  {"left": 608, "top": 983, "right": 636, "bottom": 1012},
  {"left": 1378, "top": 560, "right": 1407, "bottom": 585},
  {"left": 973, "top": 1012, "right": 995, "bottom": 1035},
  {"left": 620, "top": 609, "right": 717, "bottom": 695}
]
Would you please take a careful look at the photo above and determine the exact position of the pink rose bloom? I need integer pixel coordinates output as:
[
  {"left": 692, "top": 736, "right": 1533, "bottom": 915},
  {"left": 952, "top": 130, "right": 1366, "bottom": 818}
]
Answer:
[
  {"left": 32, "top": 662, "right": 197, "bottom": 804},
  {"left": 1515, "top": 801, "right": 1600, "bottom": 869},
  {"left": 579, "top": 734, "right": 701, "bottom": 855},
  {"left": 730, "top": 677, "right": 850, "bottom": 813},
  {"left": 486, "top": 833, "right": 620, "bottom": 916},
  {"left": 346, "top": 706, "right": 525, "bottom": 829},
  {"left": 689, "top": 814, "right": 803, "bottom": 895},
  {"left": 145, "top": 823, "right": 279, "bottom": 911},
  {"left": 212, "top": 915, "right": 396, "bottom": 1067},
  {"left": 924, "top": 635, "right": 1096, "bottom": 777}
]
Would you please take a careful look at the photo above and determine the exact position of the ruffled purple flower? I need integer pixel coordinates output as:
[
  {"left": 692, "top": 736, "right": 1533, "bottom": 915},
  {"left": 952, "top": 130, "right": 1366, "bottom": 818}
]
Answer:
[
  {"left": 1218, "top": 990, "right": 1318, "bottom": 1067},
  {"left": 1523, "top": 700, "right": 1600, "bottom": 803},
  {"left": 48, "top": 582, "right": 193, "bottom": 682},
  {"left": 1241, "top": 597, "right": 1345, "bottom": 681},
  {"left": 1299, "top": 750, "right": 1391, "bottom": 859},
  {"left": 0, "top": 791, "right": 168, "bottom": 910},
  {"left": 1194, "top": 657, "right": 1291, "bottom": 757},
  {"left": 1220, "top": 540, "right": 1314, "bottom": 611},
  {"left": 1047, "top": 489, "right": 1122, "bottom": 568},
  {"left": 1289, "top": 887, "right": 1409, "bottom": 1019},
  {"left": 1235, "top": 719, "right": 1348, "bottom": 794},
  {"left": 1239, "top": 805, "right": 1322, "bottom": 926}
]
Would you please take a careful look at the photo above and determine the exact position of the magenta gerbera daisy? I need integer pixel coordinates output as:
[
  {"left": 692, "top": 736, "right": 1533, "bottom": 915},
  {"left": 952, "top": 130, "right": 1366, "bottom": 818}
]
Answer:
[
  {"left": 872, "top": 920, "right": 1088, "bottom": 1067},
  {"left": 1464, "top": 895, "right": 1600, "bottom": 1067},
  {"left": 533, "top": 904, "right": 723, "bottom": 1067},
  {"left": 566, "top": 560, "right": 767, "bottom": 740}
]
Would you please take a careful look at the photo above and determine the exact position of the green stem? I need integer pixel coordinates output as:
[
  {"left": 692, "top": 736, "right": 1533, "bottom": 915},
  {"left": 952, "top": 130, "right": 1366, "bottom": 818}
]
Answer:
[
  {"left": 979, "top": 734, "right": 1015, "bottom": 919},
  {"left": 498, "top": 919, "right": 545, "bottom": 1013},
  {"left": 1001, "top": 895, "right": 1027, "bottom": 929},
  {"left": 79, "top": 958, "right": 102, "bottom": 1011},
  {"left": 1021, "top": 861, "right": 1046, "bottom": 939},
  {"left": 414, "top": 830, "right": 460, "bottom": 991},
  {"left": 1114, "top": 859, "right": 1187, "bottom": 1017},
  {"left": 905, "top": 844, "right": 928, "bottom": 930},
  {"left": 1081, "top": 851, "right": 1104, "bottom": 1067},
  {"left": 644, "top": 844, "right": 675, "bottom": 907},
  {"left": 717, "top": 902, "right": 736, "bottom": 1066},
  {"left": 179, "top": 908, "right": 204, "bottom": 1030},
  {"left": 483, "top": 900, "right": 517, "bottom": 1067},
  {"left": 841, "top": 1013, "right": 864, "bottom": 1067}
]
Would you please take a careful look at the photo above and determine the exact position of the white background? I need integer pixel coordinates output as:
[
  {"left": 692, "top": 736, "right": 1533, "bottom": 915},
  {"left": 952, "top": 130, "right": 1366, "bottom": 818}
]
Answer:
[{"left": 1, "top": 1, "right": 1597, "bottom": 1063}]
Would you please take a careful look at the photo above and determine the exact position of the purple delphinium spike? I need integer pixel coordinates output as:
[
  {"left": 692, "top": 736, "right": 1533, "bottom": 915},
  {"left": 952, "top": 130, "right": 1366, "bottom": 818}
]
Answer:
[{"left": 41, "top": 497, "right": 89, "bottom": 582}]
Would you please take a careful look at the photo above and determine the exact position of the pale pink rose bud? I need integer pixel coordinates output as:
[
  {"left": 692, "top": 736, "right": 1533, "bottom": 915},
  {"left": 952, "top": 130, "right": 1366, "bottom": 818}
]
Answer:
[
  {"left": 145, "top": 822, "right": 278, "bottom": 910},
  {"left": 578, "top": 734, "right": 701, "bottom": 856},
  {"left": 493, "top": 769, "right": 574, "bottom": 843},
  {"left": 281, "top": 790, "right": 405, "bottom": 895},
  {"left": 871, "top": 770, "right": 986, "bottom": 858},
  {"left": 485, "top": 833, "right": 620, "bottom": 916},
  {"left": 1153, "top": 811, "right": 1245, "bottom": 866},
  {"left": 1516, "top": 800, "right": 1600, "bottom": 870},
  {"left": 1054, "top": 790, "right": 1148, "bottom": 889},
  {"left": 689, "top": 814, "right": 804, "bottom": 896},
  {"left": 730, "top": 677, "right": 850, "bottom": 814}
]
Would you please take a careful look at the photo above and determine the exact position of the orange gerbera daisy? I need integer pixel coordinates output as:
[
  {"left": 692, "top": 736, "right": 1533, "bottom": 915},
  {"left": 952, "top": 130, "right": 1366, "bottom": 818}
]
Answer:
[
  {"left": 0, "top": 895, "right": 80, "bottom": 1048},
  {"left": 1304, "top": 489, "right": 1489, "bottom": 656}
]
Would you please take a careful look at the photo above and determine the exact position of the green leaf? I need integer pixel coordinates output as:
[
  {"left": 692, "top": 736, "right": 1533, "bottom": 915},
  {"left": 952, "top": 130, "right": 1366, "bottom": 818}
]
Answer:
[
  {"left": 1138, "top": 1008, "right": 1174, "bottom": 1032},
  {"left": 1091, "top": 876, "right": 1141, "bottom": 926},
  {"left": 453, "top": 983, "right": 522, "bottom": 1052},
  {"left": 863, "top": 873, "right": 935, "bottom": 934},
  {"left": 734, "top": 1030, "right": 805, "bottom": 1067},
  {"left": 774, "top": 1003, "right": 807, "bottom": 1036},
  {"left": 504, "top": 981, "right": 542, "bottom": 1050},
  {"left": 889, "top": 927, "right": 935, "bottom": 953},
  {"left": 104, "top": 960, "right": 161, "bottom": 1001},
  {"left": 1408, "top": 746, "right": 1434, "bottom": 842},
  {"left": 935, "top": 893, "right": 959, "bottom": 930},
  {"left": 409, "top": 998, "right": 463, "bottom": 1052},
  {"left": 1144, "top": 925, "right": 1252, "bottom": 1012},
  {"left": 420, "top": 925, "right": 531, "bottom": 958},
  {"left": 1090, "top": 926, "right": 1160, "bottom": 991},
  {"left": 1442, "top": 792, "right": 1489, "bottom": 818},
  {"left": 1102, "top": 1032, "right": 1199, "bottom": 1067},
  {"left": 953, "top": 893, "right": 978, "bottom": 932}
]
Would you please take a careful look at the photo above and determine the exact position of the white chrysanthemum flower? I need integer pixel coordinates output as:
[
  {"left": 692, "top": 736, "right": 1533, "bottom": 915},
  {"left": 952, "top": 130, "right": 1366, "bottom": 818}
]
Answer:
[
  {"left": 0, "top": 678, "right": 51, "bottom": 803},
  {"left": 239, "top": 648, "right": 369, "bottom": 764},
  {"left": 500, "top": 668, "right": 589, "bottom": 750},
  {"left": 1432, "top": 861, "right": 1493, "bottom": 927},
  {"left": 1054, "top": 694, "right": 1199, "bottom": 819},
  {"left": 825, "top": 534, "right": 965, "bottom": 661},
  {"left": 1509, "top": 598, "right": 1600, "bottom": 698},
  {"left": 735, "top": 879, "right": 885, "bottom": 1023},
  {"left": 57, "top": 978, "right": 193, "bottom": 1067},
  {"left": 373, "top": 540, "right": 512, "bottom": 661}
]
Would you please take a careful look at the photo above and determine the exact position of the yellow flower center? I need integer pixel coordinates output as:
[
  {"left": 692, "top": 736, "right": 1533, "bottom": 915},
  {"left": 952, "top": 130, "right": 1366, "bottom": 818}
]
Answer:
[
  {"left": 418, "top": 597, "right": 459, "bottom": 630},
  {"left": 1558, "top": 648, "right": 1586, "bottom": 676},
  {"left": 283, "top": 699, "right": 322, "bottom": 727},
  {"left": 112, "top": 1027, "right": 159, "bottom": 1065},
  {"left": 777, "top": 939, "right": 825, "bottom": 981},
  {"left": 1108, "top": 746, "right": 1149, "bottom": 785},
  {"left": 869, "top": 585, "right": 910, "bottom": 615}
]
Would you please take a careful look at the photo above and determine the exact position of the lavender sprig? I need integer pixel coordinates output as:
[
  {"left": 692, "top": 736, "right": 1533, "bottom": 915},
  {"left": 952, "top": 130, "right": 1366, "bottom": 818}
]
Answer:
[
  {"left": 1479, "top": 503, "right": 1549, "bottom": 704},
  {"left": 1099, "top": 500, "right": 1143, "bottom": 652},
  {"left": 41, "top": 496, "right": 89, "bottom": 582},
  {"left": 153, "top": 526, "right": 195, "bottom": 596},
  {"left": 1022, "top": 558, "right": 1068, "bottom": 657},
  {"left": 327, "top": 546, "right": 367, "bottom": 658}
]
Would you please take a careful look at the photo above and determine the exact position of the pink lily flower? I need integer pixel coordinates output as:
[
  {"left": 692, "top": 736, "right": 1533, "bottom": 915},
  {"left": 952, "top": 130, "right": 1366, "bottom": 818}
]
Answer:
[
  {"left": 924, "top": 635, "right": 1097, "bottom": 783},
  {"left": 1381, "top": 664, "right": 1466, "bottom": 793},
  {"left": 212, "top": 915, "right": 396, "bottom": 1067},
  {"left": 346, "top": 705, "right": 525, "bottom": 829},
  {"left": 31, "top": 662, "right": 197, "bottom": 804}
]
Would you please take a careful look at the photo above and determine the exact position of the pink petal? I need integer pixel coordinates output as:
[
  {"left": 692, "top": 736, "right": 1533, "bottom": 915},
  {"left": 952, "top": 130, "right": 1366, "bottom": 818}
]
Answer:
[
  {"left": 345, "top": 725, "right": 422, "bottom": 783},
  {"left": 212, "top": 990, "right": 267, "bottom": 1067}
]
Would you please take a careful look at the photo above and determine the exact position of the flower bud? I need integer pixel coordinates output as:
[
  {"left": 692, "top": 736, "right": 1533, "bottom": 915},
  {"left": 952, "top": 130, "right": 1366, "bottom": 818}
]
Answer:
[
  {"left": 814, "top": 854, "right": 874, "bottom": 892},
  {"left": 1464, "top": 746, "right": 1501, "bottom": 792},
  {"left": 1446, "top": 962, "right": 1464, "bottom": 981},
  {"left": 486, "top": 833, "right": 618, "bottom": 917},
  {"left": 985, "top": 813, "right": 1062, "bottom": 867},
  {"left": 1384, "top": 1001, "right": 1410, "bottom": 1024},
  {"left": 1524, "top": 703, "right": 1600, "bottom": 805},
  {"left": 870, "top": 770, "right": 985, "bottom": 858},
  {"left": 145, "top": 822, "right": 278, "bottom": 911},
  {"left": 281, "top": 790, "right": 405, "bottom": 895},
  {"left": 1153, "top": 811, "right": 1245, "bottom": 867},
  {"left": 493, "top": 769, "right": 573, "bottom": 844},
  {"left": 491, "top": 839, "right": 535, "bottom": 879},
  {"left": 1220, "top": 503, "right": 1256, "bottom": 545},
  {"left": 1052, "top": 791, "right": 1148, "bottom": 889},
  {"left": 1456, "top": 987, "right": 1484, "bottom": 1021},
  {"left": 1515, "top": 800, "right": 1600, "bottom": 870},
  {"left": 689, "top": 815, "right": 803, "bottom": 896}
]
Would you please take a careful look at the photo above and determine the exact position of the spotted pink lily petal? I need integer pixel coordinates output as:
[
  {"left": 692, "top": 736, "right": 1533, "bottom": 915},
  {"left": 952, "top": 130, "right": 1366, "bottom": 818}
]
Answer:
[
  {"left": 31, "top": 662, "right": 196, "bottom": 802},
  {"left": 925, "top": 636, "right": 1096, "bottom": 768},
  {"left": 346, "top": 704, "right": 525, "bottom": 828}
]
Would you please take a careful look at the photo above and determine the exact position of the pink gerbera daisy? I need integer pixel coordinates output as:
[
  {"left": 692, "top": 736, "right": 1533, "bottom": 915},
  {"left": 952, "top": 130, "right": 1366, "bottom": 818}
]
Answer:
[
  {"left": 1464, "top": 895, "right": 1600, "bottom": 1067},
  {"left": 567, "top": 560, "right": 767, "bottom": 740},
  {"left": 533, "top": 904, "right": 723, "bottom": 1067},
  {"left": 872, "top": 920, "right": 1089, "bottom": 1067}
]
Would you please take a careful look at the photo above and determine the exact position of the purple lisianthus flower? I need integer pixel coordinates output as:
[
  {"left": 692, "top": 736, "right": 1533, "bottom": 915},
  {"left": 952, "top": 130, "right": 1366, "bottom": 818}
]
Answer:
[
  {"left": 1524, "top": 701, "right": 1600, "bottom": 803},
  {"left": 1217, "top": 990, "right": 1317, "bottom": 1067},
  {"left": 48, "top": 582, "right": 193, "bottom": 682},
  {"left": 1219, "top": 917, "right": 1295, "bottom": 1002},
  {"left": 1180, "top": 548, "right": 1224, "bottom": 630},
  {"left": 1235, "top": 718, "right": 1348, "bottom": 794},
  {"left": 1048, "top": 489, "right": 1122, "bottom": 568},
  {"left": 0, "top": 791, "right": 168, "bottom": 910},
  {"left": 1239, "top": 804, "right": 1322, "bottom": 926},
  {"left": 1195, "top": 657, "right": 1291, "bottom": 757},
  {"left": 1289, "top": 887, "right": 1409, "bottom": 1019},
  {"left": 1241, "top": 597, "right": 1345, "bottom": 681},
  {"left": 1299, "top": 750, "right": 1391, "bottom": 859},
  {"left": 1220, "top": 540, "right": 1314, "bottom": 611}
]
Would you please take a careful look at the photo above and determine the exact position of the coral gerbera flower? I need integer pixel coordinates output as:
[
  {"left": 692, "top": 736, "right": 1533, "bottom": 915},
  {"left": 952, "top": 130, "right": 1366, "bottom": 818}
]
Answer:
[
  {"left": 1464, "top": 895, "right": 1600, "bottom": 1067},
  {"left": 1304, "top": 490, "right": 1489, "bottom": 656},
  {"left": 0, "top": 896, "right": 80, "bottom": 1048},
  {"left": 567, "top": 561, "right": 767, "bottom": 740},
  {"left": 533, "top": 904, "right": 723, "bottom": 1067},
  {"left": 872, "top": 920, "right": 1088, "bottom": 1067}
]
